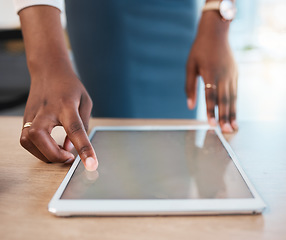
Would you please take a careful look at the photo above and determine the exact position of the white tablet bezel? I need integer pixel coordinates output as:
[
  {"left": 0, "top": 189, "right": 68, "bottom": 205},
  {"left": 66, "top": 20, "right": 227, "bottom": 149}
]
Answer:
[{"left": 48, "top": 125, "right": 266, "bottom": 216}]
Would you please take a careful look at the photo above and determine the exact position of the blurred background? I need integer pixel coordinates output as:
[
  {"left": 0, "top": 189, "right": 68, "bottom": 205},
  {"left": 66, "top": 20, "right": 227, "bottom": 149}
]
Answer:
[{"left": 0, "top": 0, "right": 285, "bottom": 122}]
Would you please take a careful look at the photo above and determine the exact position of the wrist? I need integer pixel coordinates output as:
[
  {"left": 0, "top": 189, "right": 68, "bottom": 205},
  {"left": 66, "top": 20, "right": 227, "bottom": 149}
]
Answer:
[
  {"left": 198, "top": 11, "right": 230, "bottom": 41},
  {"left": 27, "top": 51, "right": 73, "bottom": 81}
]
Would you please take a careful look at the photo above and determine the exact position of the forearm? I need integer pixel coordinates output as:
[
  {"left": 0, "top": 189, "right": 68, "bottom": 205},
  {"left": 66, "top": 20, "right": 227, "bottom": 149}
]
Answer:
[{"left": 19, "top": 5, "right": 73, "bottom": 80}]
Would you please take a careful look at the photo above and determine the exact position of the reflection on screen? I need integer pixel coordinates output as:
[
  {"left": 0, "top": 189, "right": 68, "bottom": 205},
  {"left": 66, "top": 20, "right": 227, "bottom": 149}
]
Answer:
[{"left": 61, "top": 130, "right": 253, "bottom": 199}]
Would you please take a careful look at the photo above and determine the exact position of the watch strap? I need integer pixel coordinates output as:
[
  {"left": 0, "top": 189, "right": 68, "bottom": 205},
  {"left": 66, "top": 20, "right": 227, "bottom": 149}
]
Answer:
[{"left": 202, "top": 1, "right": 221, "bottom": 12}]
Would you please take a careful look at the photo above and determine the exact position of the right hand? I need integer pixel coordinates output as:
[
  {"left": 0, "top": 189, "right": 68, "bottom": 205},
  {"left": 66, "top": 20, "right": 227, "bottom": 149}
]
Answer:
[
  {"left": 20, "top": 70, "right": 98, "bottom": 171},
  {"left": 17, "top": 6, "right": 98, "bottom": 171}
]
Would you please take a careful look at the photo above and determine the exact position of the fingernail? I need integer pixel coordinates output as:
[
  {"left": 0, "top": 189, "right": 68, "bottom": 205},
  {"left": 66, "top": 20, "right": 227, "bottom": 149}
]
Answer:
[
  {"left": 222, "top": 123, "right": 233, "bottom": 133},
  {"left": 209, "top": 118, "right": 217, "bottom": 127},
  {"left": 187, "top": 99, "right": 193, "bottom": 109},
  {"left": 231, "top": 120, "right": 239, "bottom": 131},
  {"left": 67, "top": 153, "right": 75, "bottom": 161},
  {"left": 65, "top": 158, "right": 75, "bottom": 164},
  {"left": 85, "top": 157, "right": 98, "bottom": 171}
]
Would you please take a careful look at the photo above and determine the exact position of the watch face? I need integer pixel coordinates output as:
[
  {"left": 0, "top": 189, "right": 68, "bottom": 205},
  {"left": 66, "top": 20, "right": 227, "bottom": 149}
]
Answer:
[{"left": 220, "top": 0, "right": 236, "bottom": 21}]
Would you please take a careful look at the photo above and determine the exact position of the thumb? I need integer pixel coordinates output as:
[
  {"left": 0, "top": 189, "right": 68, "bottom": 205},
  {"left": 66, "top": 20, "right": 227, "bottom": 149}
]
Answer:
[{"left": 186, "top": 59, "right": 198, "bottom": 109}]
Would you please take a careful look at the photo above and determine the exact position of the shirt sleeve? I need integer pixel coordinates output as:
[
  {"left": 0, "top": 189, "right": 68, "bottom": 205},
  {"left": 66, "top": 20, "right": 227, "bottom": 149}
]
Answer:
[{"left": 13, "top": 0, "right": 64, "bottom": 13}]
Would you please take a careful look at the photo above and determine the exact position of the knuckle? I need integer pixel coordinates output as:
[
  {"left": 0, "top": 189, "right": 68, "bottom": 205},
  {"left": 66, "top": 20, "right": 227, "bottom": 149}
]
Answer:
[
  {"left": 58, "top": 98, "right": 77, "bottom": 113},
  {"left": 230, "top": 112, "right": 236, "bottom": 119},
  {"left": 81, "top": 93, "right": 93, "bottom": 113},
  {"left": 207, "top": 109, "right": 215, "bottom": 118},
  {"left": 20, "top": 134, "right": 31, "bottom": 149},
  {"left": 219, "top": 96, "right": 230, "bottom": 105},
  {"left": 68, "top": 121, "right": 84, "bottom": 135},
  {"left": 206, "top": 67, "right": 219, "bottom": 79},
  {"left": 78, "top": 145, "right": 92, "bottom": 157},
  {"left": 206, "top": 91, "right": 217, "bottom": 102},
  {"left": 214, "top": 67, "right": 228, "bottom": 79},
  {"left": 58, "top": 96, "right": 75, "bottom": 106},
  {"left": 28, "top": 127, "right": 44, "bottom": 140},
  {"left": 230, "top": 94, "right": 237, "bottom": 102},
  {"left": 219, "top": 115, "right": 229, "bottom": 124}
]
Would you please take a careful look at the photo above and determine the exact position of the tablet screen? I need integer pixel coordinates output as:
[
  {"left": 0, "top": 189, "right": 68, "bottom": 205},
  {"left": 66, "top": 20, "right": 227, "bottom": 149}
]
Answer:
[{"left": 61, "top": 129, "right": 253, "bottom": 200}]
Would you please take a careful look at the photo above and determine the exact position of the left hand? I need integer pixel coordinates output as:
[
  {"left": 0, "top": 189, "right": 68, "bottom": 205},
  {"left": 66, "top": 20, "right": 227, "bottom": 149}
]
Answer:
[{"left": 186, "top": 11, "right": 238, "bottom": 133}]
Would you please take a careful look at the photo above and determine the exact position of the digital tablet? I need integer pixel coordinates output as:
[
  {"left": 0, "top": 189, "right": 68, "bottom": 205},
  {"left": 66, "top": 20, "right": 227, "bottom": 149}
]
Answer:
[{"left": 48, "top": 125, "right": 266, "bottom": 216}]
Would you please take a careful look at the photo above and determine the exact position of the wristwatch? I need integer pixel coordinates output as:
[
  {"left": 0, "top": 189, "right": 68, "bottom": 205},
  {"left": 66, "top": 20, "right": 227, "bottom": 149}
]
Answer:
[{"left": 202, "top": 0, "right": 236, "bottom": 21}]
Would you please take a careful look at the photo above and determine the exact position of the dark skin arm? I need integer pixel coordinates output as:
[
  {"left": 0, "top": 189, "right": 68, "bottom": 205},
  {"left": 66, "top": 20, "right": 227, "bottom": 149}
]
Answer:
[
  {"left": 18, "top": 2, "right": 237, "bottom": 168},
  {"left": 186, "top": 1, "right": 238, "bottom": 133},
  {"left": 19, "top": 6, "right": 98, "bottom": 171}
]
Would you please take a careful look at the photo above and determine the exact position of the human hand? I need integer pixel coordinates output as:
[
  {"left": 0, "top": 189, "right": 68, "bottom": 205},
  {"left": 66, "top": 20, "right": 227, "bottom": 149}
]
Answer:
[
  {"left": 186, "top": 11, "right": 238, "bottom": 133},
  {"left": 20, "top": 70, "right": 98, "bottom": 171},
  {"left": 18, "top": 5, "right": 98, "bottom": 171}
]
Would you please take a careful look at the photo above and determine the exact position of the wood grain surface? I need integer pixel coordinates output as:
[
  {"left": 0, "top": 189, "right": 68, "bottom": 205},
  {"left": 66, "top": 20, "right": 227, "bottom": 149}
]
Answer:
[{"left": 0, "top": 117, "right": 285, "bottom": 240}]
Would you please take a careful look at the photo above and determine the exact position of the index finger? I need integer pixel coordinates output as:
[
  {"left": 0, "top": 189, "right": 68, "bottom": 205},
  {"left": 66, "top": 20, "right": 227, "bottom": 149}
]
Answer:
[{"left": 61, "top": 111, "right": 98, "bottom": 171}]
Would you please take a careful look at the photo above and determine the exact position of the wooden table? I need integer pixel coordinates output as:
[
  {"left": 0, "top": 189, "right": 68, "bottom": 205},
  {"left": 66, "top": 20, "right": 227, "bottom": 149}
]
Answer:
[{"left": 1, "top": 117, "right": 285, "bottom": 240}]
